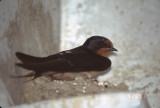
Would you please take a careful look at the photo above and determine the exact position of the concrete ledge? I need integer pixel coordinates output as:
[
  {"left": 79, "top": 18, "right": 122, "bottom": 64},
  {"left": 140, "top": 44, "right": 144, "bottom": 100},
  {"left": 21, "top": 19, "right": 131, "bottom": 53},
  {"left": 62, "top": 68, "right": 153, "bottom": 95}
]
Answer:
[{"left": 11, "top": 92, "right": 150, "bottom": 108}]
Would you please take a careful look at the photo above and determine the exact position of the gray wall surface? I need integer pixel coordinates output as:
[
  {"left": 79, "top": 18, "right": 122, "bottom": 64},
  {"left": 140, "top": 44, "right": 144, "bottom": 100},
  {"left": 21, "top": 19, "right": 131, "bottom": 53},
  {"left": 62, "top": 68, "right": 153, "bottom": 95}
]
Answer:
[{"left": 0, "top": 0, "right": 60, "bottom": 105}]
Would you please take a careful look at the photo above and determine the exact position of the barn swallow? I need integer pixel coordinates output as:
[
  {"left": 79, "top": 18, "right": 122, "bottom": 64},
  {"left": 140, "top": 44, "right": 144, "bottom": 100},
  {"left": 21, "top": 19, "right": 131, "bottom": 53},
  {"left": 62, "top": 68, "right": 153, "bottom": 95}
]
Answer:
[{"left": 12, "top": 36, "right": 117, "bottom": 81}]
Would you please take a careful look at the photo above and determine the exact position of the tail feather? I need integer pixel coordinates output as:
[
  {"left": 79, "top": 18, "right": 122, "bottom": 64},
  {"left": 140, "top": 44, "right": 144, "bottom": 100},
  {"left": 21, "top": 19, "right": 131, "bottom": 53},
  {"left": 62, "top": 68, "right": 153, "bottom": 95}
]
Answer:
[
  {"left": 16, "top": 63, "right": 33, "bottom": 70},
  {"left": 10, "top": 72, "right": 35, "bottom": 78},
  {"left": 10, "top": 72, "right": 38, "bottom": 82},
  {"left": 16, "top": 52, "right": 44, "bottom": 63}
]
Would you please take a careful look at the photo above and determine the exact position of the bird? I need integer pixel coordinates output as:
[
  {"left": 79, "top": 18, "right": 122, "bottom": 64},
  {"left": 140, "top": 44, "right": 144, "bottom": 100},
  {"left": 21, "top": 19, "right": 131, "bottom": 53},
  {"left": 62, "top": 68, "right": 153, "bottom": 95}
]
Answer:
[{"left": 12, "top": 36, "right": 117, "bottom": 82}]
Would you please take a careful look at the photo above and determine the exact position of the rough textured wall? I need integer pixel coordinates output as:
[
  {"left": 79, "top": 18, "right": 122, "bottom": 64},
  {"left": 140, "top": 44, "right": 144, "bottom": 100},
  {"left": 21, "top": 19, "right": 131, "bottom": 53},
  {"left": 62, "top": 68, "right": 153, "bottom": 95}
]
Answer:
[
  {"left": 0, "top": 0, "right": 60, "bottom": 105},
  {"left": 61, "top": 0, "right": 160, "bottom": 107}
]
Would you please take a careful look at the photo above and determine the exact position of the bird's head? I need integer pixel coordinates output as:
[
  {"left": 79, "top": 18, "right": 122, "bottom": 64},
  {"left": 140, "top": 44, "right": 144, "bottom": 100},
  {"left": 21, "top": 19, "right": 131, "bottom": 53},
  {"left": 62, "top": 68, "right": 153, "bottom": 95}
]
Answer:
[{"left": 83, "top": 36, "right": 117, "bottom": 57}]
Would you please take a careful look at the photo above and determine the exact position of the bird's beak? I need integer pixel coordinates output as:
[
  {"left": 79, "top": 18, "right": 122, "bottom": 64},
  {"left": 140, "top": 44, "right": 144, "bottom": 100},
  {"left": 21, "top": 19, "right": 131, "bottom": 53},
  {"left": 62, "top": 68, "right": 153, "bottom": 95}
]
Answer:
[{"left": 107, "top": 47, "right": 118, "bottom": 51}]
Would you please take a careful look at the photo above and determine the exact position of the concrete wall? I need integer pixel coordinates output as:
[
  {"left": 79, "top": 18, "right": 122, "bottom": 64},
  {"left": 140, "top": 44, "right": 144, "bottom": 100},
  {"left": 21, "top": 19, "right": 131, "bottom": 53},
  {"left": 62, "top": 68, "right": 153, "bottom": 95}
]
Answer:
[
  {"left": 0, "top": 0, "right": 60, "bottom": 105},
  {"left": 61, "top": 0, "right": 160, "bottom": 107}
]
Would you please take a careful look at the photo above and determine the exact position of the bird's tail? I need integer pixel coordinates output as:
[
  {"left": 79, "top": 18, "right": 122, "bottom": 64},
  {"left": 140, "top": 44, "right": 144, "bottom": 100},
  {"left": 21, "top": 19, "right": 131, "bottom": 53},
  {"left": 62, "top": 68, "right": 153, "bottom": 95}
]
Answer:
[
  {"left": 10, "top": 72, "right": 39, "bottom": 82},
  {"left": 16, "top": 52, "right": 44, "bottom": 63},
  {"left": 16, "top": 63, "right": 36, "bottom": 70},
  {"left": 10, "top": 72, "right": 35, "bottom": 78}
]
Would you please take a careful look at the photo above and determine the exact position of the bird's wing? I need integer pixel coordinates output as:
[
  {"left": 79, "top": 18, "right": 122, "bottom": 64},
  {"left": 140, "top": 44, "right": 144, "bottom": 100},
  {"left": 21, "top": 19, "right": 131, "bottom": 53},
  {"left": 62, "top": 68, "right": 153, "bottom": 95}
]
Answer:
[
  {"left": 16, "top": 52, "right": 59, "bottom": 64},
  {"left": 61, "top": 47, "right": 111, "bottom": 72},
  {"left": 16, "top": 58, "right": 74, "bottom": 72},
  {"left": 16, "top": 46, "right": 111, "bottom": 72}
]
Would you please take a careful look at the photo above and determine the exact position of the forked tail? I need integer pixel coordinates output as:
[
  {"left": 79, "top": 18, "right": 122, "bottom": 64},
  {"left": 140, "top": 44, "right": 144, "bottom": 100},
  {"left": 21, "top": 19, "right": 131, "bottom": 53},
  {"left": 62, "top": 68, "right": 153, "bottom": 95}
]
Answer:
[
  {"left": 10, "top": 72, "right": 39, "bottom": 82},
  {"left": 10, "top": 72, "right": 35, "bottom": 78}
]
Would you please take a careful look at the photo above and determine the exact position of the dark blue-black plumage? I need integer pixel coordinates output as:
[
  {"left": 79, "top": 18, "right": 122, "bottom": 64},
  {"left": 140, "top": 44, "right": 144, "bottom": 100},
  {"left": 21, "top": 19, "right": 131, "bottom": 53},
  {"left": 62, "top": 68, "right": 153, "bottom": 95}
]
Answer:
[{"left": 13, "top": 36, "right": 117, "bottom": 80}]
